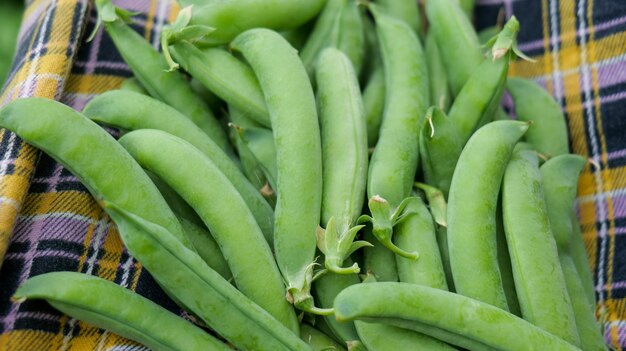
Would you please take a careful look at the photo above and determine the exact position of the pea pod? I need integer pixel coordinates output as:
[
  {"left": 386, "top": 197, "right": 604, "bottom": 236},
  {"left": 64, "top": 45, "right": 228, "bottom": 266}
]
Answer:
[
  {"left": 238, "top": 126, "right": 278, "bottom": 192},
  {"left": 447, "top": 17, "right": 525, "bottom": 146},
  {"left": 105, "top": 203, "right": 310, "bottom": 351},
  {"left": 330, "top": 0, "right": 365, "bottom": 76},
  {"left": 0, "top": 97, "right": 190, "bottom": 249},
  {"left": 334, "top": 283, "right": 581, "bottom": 351},
  {"left": 495, "top": 198, "right": 521, "bottom": 316},
  {"left": 457, "top": 0, "right": 475, "bottom": 19},
  {"left": 355, "top": 322, "right": 456, "bottom": 351},
  {"left": 425, "top": 0, "right": 482, "bottom": 96},
  {"left": 119, "top": 130, "right": 298, "bottom": 333},
  {"left": 189, "top": 0, "right": 326, "bottom": 46},
  {"left": 571, "top": 214, "right": 596, "bottom": 305},
  {"left": 359, "top": 5, "right": 429, "bottom": 259},
  {"left": 14, "top": 272, "right": 231, "bottom": 351},
  {"left": 317, "top": 47, "right": 369, "bottom": 274},
  {"left": 507, "top": 77, "right": 570, "bottom": 157},
  {"left": 232, "top": 29, "right": 324, "bottom": 314},
  {"left": 95, "top": 0, "right": 231, "bottom": 155},
  {"left": 502, "top": 149, "right": 580, "bottom": 346},
  {"left": 362, "top": 229, "right": 399, "bottom": 283},
  {"left": 83, "top": 90, "right": 275, "bottom": 244},
  {"left": 447, "top": 120, "right": 528, "bottom": 310},
  {"left": 120, "top": 78, "right": 147, "bottom": 95},
  {"left": 301, "top": 324, "right": 348, "bottom": 351},
  {"left": 419, "top": 107, "right": 463, "bottom": 198},
  {"left": 170, "top": 43, "right": 270, "bottom": 128}
]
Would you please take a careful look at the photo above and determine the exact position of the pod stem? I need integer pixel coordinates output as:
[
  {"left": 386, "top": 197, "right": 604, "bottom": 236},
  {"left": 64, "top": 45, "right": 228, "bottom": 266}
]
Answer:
[{"left": 358, "top": 196, "right": 420, "bottom": 260}]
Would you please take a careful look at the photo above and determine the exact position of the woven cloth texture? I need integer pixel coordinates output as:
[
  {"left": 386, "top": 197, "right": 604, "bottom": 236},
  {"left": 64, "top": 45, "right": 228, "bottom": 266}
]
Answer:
[{"left": 0, "top": 0, "right": 625, "bottom": 349}]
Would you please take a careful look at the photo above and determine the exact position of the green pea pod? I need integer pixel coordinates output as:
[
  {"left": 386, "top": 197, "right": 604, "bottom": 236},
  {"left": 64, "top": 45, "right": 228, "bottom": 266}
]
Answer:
[
  {"left": 301, "top": 324, "right": 348, "bottom": 351},
  {"left": 541, "top": 155, "right": 593, "bottom": 303},
  {"left": 330, "top": 0, "right": 365, "bottom": 76},
  {"left": 560, "top": 254, "right": 608, "bottom": 351},
  {"left": 502, "top": 149, "right": 580, "bottom": 346},
  {"left": 280, "top": 22, "right": 314, "bottom": 51},
  {"left": 300, "top": 0, "right": 346, "bottom": 77},
  {"left": 83, "top": 90, "right": 274, "bottom": 244},
  {"left": 419, "top": 107, "right": 463, "bottom": 198},
  {"left": 190, "top": 78, "right": 223, "bottom": 113},
  {"left": 571, "top": 214, "right": 596, "bottom": 305},
  {"left": 359, "top": 5, "right": 429, "bottom": 259},
  {"left": 334, "top": 283, "right": 581, "bottom": 351},
  {"left": 363, "top": 67, "right": 385, "bottom": 148},
  {"left": 104, "top": 203, "right": 310, "bottom": 351},
  {"left": 507, "top": 77, "right": 570, "bottom": 157},
  {"left": 228, "top": 109, "right": 270, "bottom": 193},
  {"left": 449, "top": 17, "right": 519, "bottom": 145},
  {"left": 447, "top": 120, "right": 529, "bottom": 310},
  {"left": 425, "top": 31, "right": 451, "bottom": 112},
  {"left": 313, "top": 259, "right": 360, "bottom": 343},
  {"left": 190, "top": 0, "right": 325, "bottom": 46},
  {"left": 119, "top": 130, "right": 298, "bottom": 333},
  {"left": 425, "top": 0, "right": 482, "bottom": 97},
  {"left": 0, "top": 97, "right": 190, "bottom": 248},
  {"left": 95, "top": 1, "right": 231, "bottom": 156},
  {"left": 232, "top": 29, "right": 324, "bottom": 314},
  {"left": 435, "top": 226, "right": 455, "bottom": 292},
  {"left": 377, "top": 0, "right": 421, "bottom": 35},
  {"left": 360, "top": 14, "right": 381, "bottom": 85},
  {"left": 170, "top": 43, "right": 270, "bottom": 128},
  {"left": 394, "top": 197, "right": 448, "bottom": 290},
  {"left": 120, "top": 77, "right": 147, "bottom": 95},
  {"left": 13, "top": 272, "right": 231, "bottom": 351},
  {"left": 317, "top": 47, "right": 369, "bottom": 274}
]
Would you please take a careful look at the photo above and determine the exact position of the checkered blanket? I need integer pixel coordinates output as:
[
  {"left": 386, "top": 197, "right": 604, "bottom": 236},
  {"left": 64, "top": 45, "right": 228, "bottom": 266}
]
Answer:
[{"left": 0, "top": 0, "right": 625, "bottom": 349}]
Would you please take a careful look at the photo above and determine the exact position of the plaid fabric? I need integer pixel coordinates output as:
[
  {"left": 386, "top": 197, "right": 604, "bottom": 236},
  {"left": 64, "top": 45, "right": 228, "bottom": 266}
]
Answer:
[
  {"left": 477, "top": 0, "right": 626, "bottom": 348},
  {"left": 0, "top": 0, "right": 625, "bottom": 349},
  {"left": 0, "top": 0, "right": 183, "bottom": 350}
]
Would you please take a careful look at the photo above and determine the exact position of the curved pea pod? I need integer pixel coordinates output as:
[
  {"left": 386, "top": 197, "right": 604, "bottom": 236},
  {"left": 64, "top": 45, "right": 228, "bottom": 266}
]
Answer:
[
  {"left": 0, "top": 97, "right": 190, "bottom": 249},
  {"left": 507, "top": 77, "right": 570, "bottom": 157},
  {"left": 425, "top": 31, "right": 451, "bottom": 112},
  {"left": 541, "top": 155, "right": 593, "bottom": 302},
  {"left": 377, "top": 0, "right": 421, "bottom": 35},
  {"left": 301, "top": 324, "right": 347, "bottom": 351},
  {"left": 447, "top": 120, "right": 529, "bottom": 310},
  {"left": 362, "top": 228, "right": 399, "bottom": 283},
  {"left": 394, "top": 197, "right": 448, "bottom": 290},
  {"left": 239, "top": 126, "right": 278, "bottom": 192},
  {"left": 119, "top": 130, "right": 298, "bottom": 333},
  {"left": 13, "top": 272, "right": 231, "bottom": 351},
  {"left": 502, "top": 149, "right": 580, "bottom": 346},
  {"left": 363, "top": 67, "right": 385, "bottom": 148},
  {"left": 104, "top": 203, "right": 310, "bottom": 351},
  {"left": 313, "top": 259, "right": 360, "bottom": 343},
  {"left": 95, "top": 1, "right": 231, "bottom": 156},
  {"left": 419, "top": 107, "right": 463, "bottom": 198},
  {"left": 232, "top": 29, "right": 324, "bottom": 314},
  {"left": 495, "top": 198, "right": 521, "bottom": 316},
  {"left": 170, "top": 43, "right": 270, "bottom": 128},
  {"left": 360, "top": 6, "right": 429, "bottom": 259},
  {"left": 300, "top": 0, "right": 346, "bottom": 77},
  {"left": 334, "top": 283, "right": 581, "bottom": 351},
  {"left": 83, "top": 90, "right": 274, "bottom": 245},
  {"left": 425, "top": 0, "right": 482, "bottom": 96},
  {"left": 317, "top": 47, "right": 370, "bottom": 274},
  {"left": 190, "top": 0, "right": 326, "bottom": 46}
]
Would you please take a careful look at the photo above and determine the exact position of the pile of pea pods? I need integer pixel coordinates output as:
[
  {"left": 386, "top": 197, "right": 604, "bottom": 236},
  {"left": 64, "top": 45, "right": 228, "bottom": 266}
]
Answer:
[{"left": 3, "top": 0, "right": 609, "bottom": 350}]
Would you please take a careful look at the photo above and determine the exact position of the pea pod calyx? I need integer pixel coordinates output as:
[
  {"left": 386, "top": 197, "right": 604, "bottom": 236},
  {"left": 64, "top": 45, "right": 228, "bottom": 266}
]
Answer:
[
  {"left": 316, "top": 218, "right": 371, "bottom": 275},
  {"left": 358, "top": 196, "right": 420, "bottom": 260}
]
